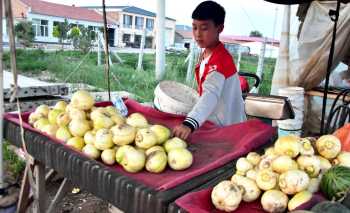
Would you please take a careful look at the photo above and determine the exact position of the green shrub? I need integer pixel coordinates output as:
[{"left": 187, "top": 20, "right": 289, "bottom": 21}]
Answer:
[
  {"left": 3, "top": 141, "right": 25, "bottom": 177},
  {"left": 14, "top": 21, "right": 35, "bottom": 47}
]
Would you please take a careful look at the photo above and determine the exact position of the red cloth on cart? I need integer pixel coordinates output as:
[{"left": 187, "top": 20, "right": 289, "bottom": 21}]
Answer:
[
  {"left": 4, "top": 99, "right": 275, "bottom": 191},
  {"left": 175, "top": 188, "right": 326, "bottom": 213}
]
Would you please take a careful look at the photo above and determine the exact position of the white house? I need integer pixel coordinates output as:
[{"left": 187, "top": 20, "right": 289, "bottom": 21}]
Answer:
[
  {"left": 84, "top": 6, "right": 176, "bottom": 48},
  {"left": 3, "top": 0, "right": 118, "bottom": 46}
]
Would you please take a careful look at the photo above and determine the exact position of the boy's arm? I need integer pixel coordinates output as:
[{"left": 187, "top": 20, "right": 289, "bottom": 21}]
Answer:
[{"left": 183, "top": 71, "right": 225, "bottom": 131}]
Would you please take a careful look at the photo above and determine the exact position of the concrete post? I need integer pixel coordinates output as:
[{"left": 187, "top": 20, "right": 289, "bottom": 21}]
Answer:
[
  {"left": 237, "top": 47, "right": 242, "bottom": 72},
  {"left": 97, "top": 36, "right": 101, "bottom": 65},
  {"left": 255, "top": 37, "right": 267, "bottom": 93},
  {"left": 155, "top": 0, "right": 166, "bottom": 81},
  {"left": 114, "top": 27, "right": 119, "bottom": 47},
  {"left": 137, "top": 29, "right": 146, "bottom": 71},
  {"left": 186, "top": 40, "right": 195, "bottom": 83}
]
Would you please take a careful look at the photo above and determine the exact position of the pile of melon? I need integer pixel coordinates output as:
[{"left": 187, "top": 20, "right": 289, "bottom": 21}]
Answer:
[
  {"left": 212, "top": 134, "right": 350, "bottom": 212},
  {"left": 28, "top": 90, "right": 193, "bottom": 173}
]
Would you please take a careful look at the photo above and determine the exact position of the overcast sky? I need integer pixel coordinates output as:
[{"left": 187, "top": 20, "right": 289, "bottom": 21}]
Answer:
[{"left": 44, "top": 0, "right": 289, "bottom": 39}]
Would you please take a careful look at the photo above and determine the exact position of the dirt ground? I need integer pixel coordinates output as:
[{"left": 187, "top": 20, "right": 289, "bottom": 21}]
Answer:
[
  {"left": 44, "top": 180, "right": 110, "bottom": 213},
  {"left": 2, "top": 161, "right": 110, "bottom": 213}
]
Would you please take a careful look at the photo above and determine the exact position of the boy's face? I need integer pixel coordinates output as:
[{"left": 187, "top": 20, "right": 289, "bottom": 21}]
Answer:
[{"left": 192, "top": 19, "right": 223, "bottom": 49}]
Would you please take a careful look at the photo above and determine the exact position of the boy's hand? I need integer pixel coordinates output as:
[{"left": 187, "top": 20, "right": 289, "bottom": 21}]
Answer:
[{"left": 173, "top": 124, "right": 192, "bottom": 140}]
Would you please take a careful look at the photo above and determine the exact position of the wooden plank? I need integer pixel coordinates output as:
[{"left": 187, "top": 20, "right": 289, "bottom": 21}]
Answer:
[
  {"left": 26, "top": 169, "right": 57, "bottom": 210},
  {"left": 33, "top": 162, "right": 46, "bottom": 213},
  {"left": 46, "top": 178, "right": 72, "bottom": 213},
  {"left": 306, "top": 90, "right": 350, "bottom": 101},
  {"left": 16, "top": 164, "right": 31, "bottom": 213},
  {"left": 4, "top": 97, "right": 67, "bottom": 112},
  {"left": 27, "top": 164, "right": 36, "bottom": 196},
  {"left": 45, "top": 169, "right": 57, "bottom": 183}
]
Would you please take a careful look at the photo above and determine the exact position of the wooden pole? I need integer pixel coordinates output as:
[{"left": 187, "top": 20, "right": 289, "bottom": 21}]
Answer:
[
  {"left": 4, "top": 0, "right": 18, "bottom": 102},
  {"left": 102, "top": 0, "right": 111, "bottom": 101},
  {"left": 0, "top": 0, "right": 5, "bottom": 190}
]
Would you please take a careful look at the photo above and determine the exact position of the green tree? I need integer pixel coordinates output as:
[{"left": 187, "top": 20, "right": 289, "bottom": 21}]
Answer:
[
  {"left": 249, "top": 30, "right": 263, "bottom": 37},
  {"left": 69, "top": 26, "right": 95, "bottom": 54},
  {"left": 53, "top": 19, "right": 69, "bottom": 50},
  {"left": 14, "top": 21, "right": 35, "bottom": 48}
]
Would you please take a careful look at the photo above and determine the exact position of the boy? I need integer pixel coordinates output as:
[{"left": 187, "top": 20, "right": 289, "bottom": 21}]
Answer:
[{"left": 173, "top": 1, "right": 246, "bottom": 140}]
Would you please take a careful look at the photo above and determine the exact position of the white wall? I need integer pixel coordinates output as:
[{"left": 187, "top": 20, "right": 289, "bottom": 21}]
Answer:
[
  {"left": 27, "top": 13, "right": 117, "bottom": 45},
  {"left": 165, "top": 19, "right": 175, "bottom": 47},
  {"left": 117, "top": 11, "right": 176, "bottom": 48},
  {"left": 117, "top": 12, "right": 156, "bottom": 47}
]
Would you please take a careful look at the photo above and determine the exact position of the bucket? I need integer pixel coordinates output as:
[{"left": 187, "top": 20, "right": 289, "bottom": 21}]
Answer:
[
  {"left": 154, "top": 81, "right": 199, "bottom": 116},
  {"left": 277, "top": 120, "right": 304, "bottom": 137},
  {"left": 277, "top": 87, "right": 305, "bottom": 136}
]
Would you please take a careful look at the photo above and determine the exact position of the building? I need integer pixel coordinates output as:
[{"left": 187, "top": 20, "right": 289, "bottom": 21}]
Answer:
[
  {"left": 175, "top": 27, "right": 280, "bottom": 57},
  {"left": 175, "top": 27, "right": 249, "bottom": 54},
  {"left": 84, "top": 6, "right": 176, "bottom": 48},
  {"left": 3, "top": 0, "right": 118, "bottom": 46},
  {"left": 223, "top": 36, "right": 280, "bottom": 58},
  {"left": 175, "top": 30, "right": 192, "bottom": 49}
]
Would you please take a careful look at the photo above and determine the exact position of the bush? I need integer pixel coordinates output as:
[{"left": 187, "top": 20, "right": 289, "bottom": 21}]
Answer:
[
  {"left": 14, "top": 21, "right": 35, "bottom": 47},
  {"left": 3, "top": 141, "right": 25, "bottom": 177},
  {"left": 53, "top": 19, "right": 70, "bottom": 49},
  {"left": 69, "top": 26, "right": 95, "bottom": 54}
]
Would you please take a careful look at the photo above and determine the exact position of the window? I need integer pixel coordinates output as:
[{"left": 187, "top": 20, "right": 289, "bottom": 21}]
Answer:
[
  {"left": 122, "top": 34, "right": 130, "bottom": 43},
  {"left": 135, "top": 16, "right": 144, "bottom": 29},
  {"left": 123, "top": 15, "right": 132, "bottom": 28},
  {"left": 32, "top": 19, "right": 48, "bottom": 37},
  {"left": 146, "top": 18, "right": 154, "bottom": 30}
]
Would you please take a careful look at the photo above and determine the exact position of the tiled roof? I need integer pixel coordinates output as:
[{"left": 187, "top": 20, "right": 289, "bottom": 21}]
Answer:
[
  {"left": 222, "top": 35, "right": 280, "bottom": 44},
  {"left": 176, "top": 30, "right": 280, "bottom": 45},
  {"left": 176, "top": 30, "right": 240, "bottom": 44},
  {"left": 220, "top": 35, "right": 239, "bottom": 44},
  {"left": 20, "top": 0, "right": 114, "bottom": 24},
  {"left": 176, "top": 25, "right": 192, "bottom": 31},
  {"left": 123, "top": 6, "right": 156, "bottom": 17},
  {"left": 83, "top": 5, "right": 176, "bottom": 21},
  {"left": 176, "top": 30, "right": 193, "bottom": 39}
]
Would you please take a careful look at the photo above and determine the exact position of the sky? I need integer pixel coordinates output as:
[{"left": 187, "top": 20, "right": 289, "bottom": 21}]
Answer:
[{"left": 44, "top": 0, "right": 287, "bottom": 40}]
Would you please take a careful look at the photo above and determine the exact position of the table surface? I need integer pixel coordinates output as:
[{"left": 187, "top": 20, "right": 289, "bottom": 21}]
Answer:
[{"left": 3, "top": 119, "right": 236, "bottom": 213}]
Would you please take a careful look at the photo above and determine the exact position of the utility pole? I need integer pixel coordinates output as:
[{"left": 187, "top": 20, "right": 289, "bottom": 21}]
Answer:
[{"left": 155, "top": 0, "right": 165, "bottom": 81}]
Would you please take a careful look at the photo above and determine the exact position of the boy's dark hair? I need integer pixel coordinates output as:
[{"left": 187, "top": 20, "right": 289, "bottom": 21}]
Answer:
[{"left": 192, "top": 1, "right": 225, "bottom": 26}]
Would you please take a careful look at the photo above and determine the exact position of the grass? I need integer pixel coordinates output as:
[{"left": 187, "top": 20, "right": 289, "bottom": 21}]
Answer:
[
  {"left": 238, "top": 54, "right": 275, "bottom": 95},
  {"left": 3, "top": 49, "right": 275, "bottom": 102},
  {"left": 3, "top": 141, "right": 26, "bottom": 177}
]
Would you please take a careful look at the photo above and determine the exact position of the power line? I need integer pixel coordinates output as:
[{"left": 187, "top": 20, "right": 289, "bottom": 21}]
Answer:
[{"left": 238, "top": 4, "right": 258, "bottom": 33}]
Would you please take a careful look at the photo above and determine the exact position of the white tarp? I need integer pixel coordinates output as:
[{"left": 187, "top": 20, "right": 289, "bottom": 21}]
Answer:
[{"left": 271, "top": 1, "right": 350, "bottom": 94}]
